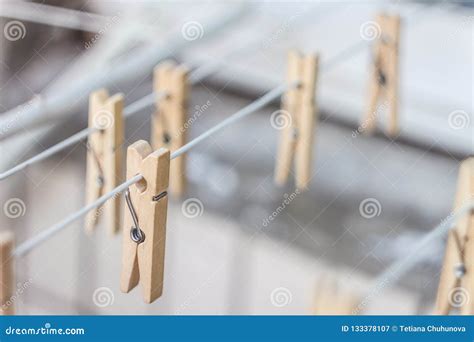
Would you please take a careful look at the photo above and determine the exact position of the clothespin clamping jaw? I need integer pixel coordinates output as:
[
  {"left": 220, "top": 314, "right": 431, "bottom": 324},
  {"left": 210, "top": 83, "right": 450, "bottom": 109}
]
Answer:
[
  {"left": 152, "top": 61, "right": 189, "bottom": 197},
  {"left": 313, "top": 277, "right": 360, "bottom": 315},
  {"left": 274, "top": 50, "right": 319, "bottom": 191},
  {"left": 120, "top": 140, "right": 170, "bottom": 303},
  {"left": 362, "top": 13, "right": 400, "bottom": 137},
  {"left": 85, "top": 89, "right": 124, "bottom": 235},
  {"left": 436, "top": 158, "right": 474, "bottom": 315}
]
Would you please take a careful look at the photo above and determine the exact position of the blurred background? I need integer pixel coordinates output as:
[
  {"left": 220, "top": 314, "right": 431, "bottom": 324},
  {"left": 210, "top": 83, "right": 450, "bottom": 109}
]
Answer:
[{"left": 0, "top": 0, "right": 472, "bottom": 314}]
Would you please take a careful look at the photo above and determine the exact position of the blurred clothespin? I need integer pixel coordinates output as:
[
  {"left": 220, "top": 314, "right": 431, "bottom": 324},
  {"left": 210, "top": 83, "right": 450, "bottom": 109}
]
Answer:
[
  {"left": 274, "top": 50, "right": 319, "bottom": 191},
  {"left": 85, "top": 89, "right": 124, "bottom": 235},
  {"left": 0, "top": 231, "right": 14, "bottom": 315},
  {"left": 362, "top": 13, "right": 400, "bottom": 136},
  {"left": 436, "top": 157, "right": 474, "bottom": 314},
  {"left": 152, "top": 61, "right": 189, "bottom": 197},
  {"left": 313, "top": 277, "right": 360, "bottom": 315},
  {"left": 120, "top": 140, "right": 170, "bottom": 304}
]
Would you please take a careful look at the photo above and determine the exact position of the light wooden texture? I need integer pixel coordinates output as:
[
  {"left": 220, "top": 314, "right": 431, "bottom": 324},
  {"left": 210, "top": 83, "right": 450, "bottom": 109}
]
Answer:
[
  {"left": 275, "top": 50, "right": 318, "bottom": 191},
  {"left": 120, "top": 140, "right": 170, "bottom": 304},
  {"left": 84, "top": 90, "right": 124, "bottom": 235},
  {"left": 313, "top": 278, "right": 359, "bottom": 315},
  {"left": 363, "top": 13, "right": 400, "bottom": 137},
  {"left": 435, "top": 158, "right": 474, "bottom": 314},
  {"left": 152, "top": 61, "right": 189, "bottom": 197},
  {"left": 85, "top": 89, "right": 109, "bottom": 233},
  {"left": 0, "top": 231, "right": 14, "bottom": 315}
]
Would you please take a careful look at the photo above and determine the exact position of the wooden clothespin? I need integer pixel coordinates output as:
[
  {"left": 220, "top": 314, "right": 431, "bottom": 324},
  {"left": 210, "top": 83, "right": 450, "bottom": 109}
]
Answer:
[
  {"left": 274, "top": 50, "right": 318, "bottom": 191},
  {"left": 362, "top": 13, "right": 400, "bottom": 136},
  {"left": 120, "top": 140, "right": 170, "bottom": 303},
  {"left": 0, "top": 231, "right": 14, "bottom": 315},
  {"left": 435, "top": 157, "right": 474, "bottom": 314},
  {"left": 84, "top": 89, "right": 124, "bottom": 235},
  {"left": 152, "top": 61, "right": 189, "bottom": 197},
  {"left": 313, "top": 277, "right": 360, "bottom": 315}
]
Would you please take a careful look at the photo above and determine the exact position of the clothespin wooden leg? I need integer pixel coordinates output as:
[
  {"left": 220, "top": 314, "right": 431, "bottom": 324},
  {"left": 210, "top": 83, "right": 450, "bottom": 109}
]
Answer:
[
  {"left": 152, "top": 61, "right": 189, "bottom": 198},
  {"left": 85, "top": 89, "right": 109, "bottom": 234},
  {"left": 435, "top": 231, "right": 463, "bottom": 314},
  {"left": 275, "top": 51, "right": 300, "bottom": 187},
  {"left": 121, "top": 140, "right": 170, "bottom": 304},
  {"left": 295, "top": 54, "right": 318, "bottom": 190},
  {"left": 0, "top": 232, "right": 14, "bottom": 315},
  {"left": 362, "top": 69, "right": 381, "bottom": 134},
  {"left": 363, "top": 13, "right": 400, "bottom": 137},
  {"left": 459, "top": 158, "right": 474, "bottom": 314},
  {"left": 85, "top": 90, "right": 124, "bottom": 235},
  {"left": 103, "top": 94, "right": 124, "bottom": 235},
  {"left": 386, "top": 15, "right": 400, "bottom": 137},
  {"left": 275, "top": 50, "right": 318, "bottom": 191},
  {"left": 435, "top": 158, "right": 474, "bottom": 314}
]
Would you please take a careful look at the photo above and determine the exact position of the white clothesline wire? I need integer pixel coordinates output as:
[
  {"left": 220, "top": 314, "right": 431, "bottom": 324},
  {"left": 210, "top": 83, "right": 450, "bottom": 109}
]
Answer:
[
  {"left": 0, "top": 5, "right": 248, "bottom": 140},
  {"left": 0, "top": 41, "right": 254, "bottom": 181},
  {"left": 10, "top": 3, "right": 450, "bottom": 255},
  {"left": 0, "top": 1, "right": 111, "bottom": 33},
  {"left": 0, "top": 25, "right": 371, "bottom": 182},
  {"left": 13, "top": 83, "right": 293, "bottom": 257},
  {"left": 355, "top": 200, "right": 474, "bottom": 313}
]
